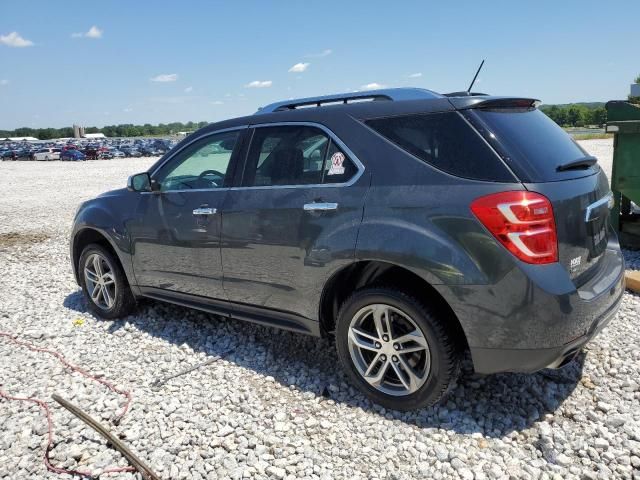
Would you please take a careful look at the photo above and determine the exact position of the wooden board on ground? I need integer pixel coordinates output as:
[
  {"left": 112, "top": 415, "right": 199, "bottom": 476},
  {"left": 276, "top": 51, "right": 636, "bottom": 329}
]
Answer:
[{"left": 625, "top": 270, "right": 640, "bottom": 293}]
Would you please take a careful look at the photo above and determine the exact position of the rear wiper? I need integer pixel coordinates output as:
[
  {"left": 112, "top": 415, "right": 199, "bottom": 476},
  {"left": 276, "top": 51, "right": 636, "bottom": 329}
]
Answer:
[{"left": 556, "top": 156, "right": 597, "bottom": 172}]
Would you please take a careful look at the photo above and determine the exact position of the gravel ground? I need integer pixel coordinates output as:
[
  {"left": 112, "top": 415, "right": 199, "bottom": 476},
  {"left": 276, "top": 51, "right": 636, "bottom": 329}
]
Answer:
[{"left": 0, "top": 140, "right": 639, "bottom": 480}]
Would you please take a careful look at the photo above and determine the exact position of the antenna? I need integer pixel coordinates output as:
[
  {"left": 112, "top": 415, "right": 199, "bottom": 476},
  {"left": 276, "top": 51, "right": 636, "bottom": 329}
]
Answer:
[{"left": 467, "top": 60, "right": 485, "bottom": 93}]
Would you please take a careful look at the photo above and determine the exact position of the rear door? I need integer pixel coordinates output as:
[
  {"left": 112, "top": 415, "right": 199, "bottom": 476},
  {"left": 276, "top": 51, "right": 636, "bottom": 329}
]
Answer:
[
  {"left": 465, "top": 107, "right": 612, "bottom": 281},
  {"left": 220, "top": 123, "right": 368, "bottom": 320}
]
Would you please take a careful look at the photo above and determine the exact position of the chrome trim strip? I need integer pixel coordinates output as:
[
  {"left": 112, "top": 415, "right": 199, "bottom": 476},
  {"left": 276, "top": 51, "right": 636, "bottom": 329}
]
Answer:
[
  {"left": 140, "top": 187, "right": 231, "bottom": 195},
  {"left": 585, "top": 192, "right": 614, "bottom": 222},
  {"left": 193, "top": 207, "right": 217, "bottom": 215},
  {"left": 303, "top": 202, "right": 338, "bottom": 211}
]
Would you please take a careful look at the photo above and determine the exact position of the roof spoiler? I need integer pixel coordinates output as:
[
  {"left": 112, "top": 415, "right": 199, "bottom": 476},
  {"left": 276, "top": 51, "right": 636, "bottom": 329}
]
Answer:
[
  {"left": 448, "top": 96, "right": 541, "bottom": 110},
  {"left": 443, "top": 91, "right": 489, "bottom": 97}
]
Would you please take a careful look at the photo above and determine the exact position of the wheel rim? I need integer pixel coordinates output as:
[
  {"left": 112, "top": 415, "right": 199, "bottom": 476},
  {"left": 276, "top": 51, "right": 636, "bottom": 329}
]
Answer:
[
  {"left": 348, "top": 303, "right": 431, "bottom": 397},
  {"left": 84, "top": 253, "right": 117, "bottom": 310}
]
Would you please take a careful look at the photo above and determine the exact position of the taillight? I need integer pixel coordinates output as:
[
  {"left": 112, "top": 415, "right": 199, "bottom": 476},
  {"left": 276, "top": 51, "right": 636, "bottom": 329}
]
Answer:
[{"left": 470, "top": 191, "right": 558, "bottom": 264}]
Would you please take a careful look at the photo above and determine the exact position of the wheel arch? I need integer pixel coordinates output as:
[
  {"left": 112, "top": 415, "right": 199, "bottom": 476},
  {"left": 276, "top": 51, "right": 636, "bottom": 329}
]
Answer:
[
  {"left": 319, "top": 260, "right": 469, "bottom": 353},
  {"left": 72, "top": 227, "right": 128, "bottom": 286}
]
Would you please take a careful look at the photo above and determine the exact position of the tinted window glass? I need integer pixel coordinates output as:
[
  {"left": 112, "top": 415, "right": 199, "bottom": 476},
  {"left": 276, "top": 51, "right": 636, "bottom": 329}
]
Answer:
[
  {"left": 155, "top": 130, "right": 239, "bottom": 191},
  {"left": 243, "top": 126, "right": 356, "bottom": 186},
  {"left": 470, "top": 108, "right": 596, "bottom": 182},
  {"left": 366, "top": 111, "right": 513, "bottom": 182}
]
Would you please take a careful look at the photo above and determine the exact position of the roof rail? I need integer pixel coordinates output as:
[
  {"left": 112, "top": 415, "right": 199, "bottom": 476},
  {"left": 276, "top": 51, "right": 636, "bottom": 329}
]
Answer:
[{"left": 256, "top": 88, "right": 442, "bottom": 114}]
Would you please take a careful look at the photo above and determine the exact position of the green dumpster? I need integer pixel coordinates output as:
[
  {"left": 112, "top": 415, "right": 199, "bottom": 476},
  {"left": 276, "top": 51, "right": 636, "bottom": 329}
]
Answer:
[{"left": 606, "top": 100, "right": 640, "bottom": 246}]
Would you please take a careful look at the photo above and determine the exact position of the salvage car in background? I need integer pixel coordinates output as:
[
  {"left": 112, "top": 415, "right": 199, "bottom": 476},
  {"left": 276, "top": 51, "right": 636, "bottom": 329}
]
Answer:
[
  {"left": 60, "top": 149, "right": 87, "bottom": 161},
  {"left": 32, "top": 148, "right": 61, "bottom": 161}
]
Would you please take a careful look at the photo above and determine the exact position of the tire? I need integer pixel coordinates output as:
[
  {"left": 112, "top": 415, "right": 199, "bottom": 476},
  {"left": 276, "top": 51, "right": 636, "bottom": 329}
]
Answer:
[
  {"left": 79, "top": 243, "right": 135, "bottom": 319},
  {"left": 335, "top": 287, "right": 460, "bottom": 411}
]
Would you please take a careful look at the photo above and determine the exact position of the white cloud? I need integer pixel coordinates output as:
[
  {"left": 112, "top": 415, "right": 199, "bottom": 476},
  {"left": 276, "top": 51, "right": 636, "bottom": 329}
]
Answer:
[
  {"left": 184, "top": 86, "right": 193, "bottom": 93},
  {"left": 86, "top": 26, "right": 103, "bottom": 38},
  {"left": 361, "top": 82, "right": 386, "bottom": 91},
  {"left": 305, "top": 49, "right": 332, "bottom": 58},
  {"left": 151, "top": 73, "right": 178, "bottom": 82},
  {"left": 211, "top": 100, "right": 224, "bottom": 105},
  {"left": 0, "top": 79, "right": 9, "bottom": 86},
  {"left": 71, "top": 26, "right": 103, "bottom": 39},
  {"left": 245, "top": 80, "right": 272, "bottom": 88},
  {"left": 224, "top": 93, "right": 231, "bottom": 97},
  {"left": 408, "top": 72, "right": 422, "bottom": 78},
  {"left": 288, "top": 62, "right": 310, "bottom": 73},
  {"left": 0, "top": 32, "right": 34, "bottom": 47},
  {"left": 123, "top": 107, "right": 133, "bottom": 112}
]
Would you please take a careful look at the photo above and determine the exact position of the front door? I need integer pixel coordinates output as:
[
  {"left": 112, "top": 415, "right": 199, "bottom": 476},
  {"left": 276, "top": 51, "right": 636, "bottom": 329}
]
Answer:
[
  {"left": 220, "top": 124, "right": 368, "bottom": 320},
  {"left": 130, "top": 128, "right": 244, "bottom": 299}
]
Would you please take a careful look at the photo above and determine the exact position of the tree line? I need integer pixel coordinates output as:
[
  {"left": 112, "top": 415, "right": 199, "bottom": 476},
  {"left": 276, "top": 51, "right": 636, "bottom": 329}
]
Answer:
[
  {"left": 539, "top": 103, "right": 607, "bottom": 128},
  {"left": 0, "top": 121, "right": 209, "bottom": 140},
  {"left": 0, "top": 104, "right": 613, "bottom": 140}
]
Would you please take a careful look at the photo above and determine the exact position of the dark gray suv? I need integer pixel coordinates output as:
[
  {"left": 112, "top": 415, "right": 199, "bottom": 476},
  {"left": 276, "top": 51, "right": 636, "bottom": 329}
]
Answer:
[{"left": 71, "top": 88, "right": 624, "bottom": 410}]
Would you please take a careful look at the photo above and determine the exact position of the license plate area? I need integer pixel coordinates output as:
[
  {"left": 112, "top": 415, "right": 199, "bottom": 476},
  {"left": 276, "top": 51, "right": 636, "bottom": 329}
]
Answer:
[{"left": 586, "top": 206, "right": 609, "bottom": 259}]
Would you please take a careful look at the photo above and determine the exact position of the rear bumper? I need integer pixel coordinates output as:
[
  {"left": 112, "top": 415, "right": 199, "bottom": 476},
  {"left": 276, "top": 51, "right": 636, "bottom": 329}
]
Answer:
[
  {"left": 435, "top": 240, "right": 625, "bottom": 375},
  {"left": 469, "top": 282, "right": 623, "bottom": 374}
]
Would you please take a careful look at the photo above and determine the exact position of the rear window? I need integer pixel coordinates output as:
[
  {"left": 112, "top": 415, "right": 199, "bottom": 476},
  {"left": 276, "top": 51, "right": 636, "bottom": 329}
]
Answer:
[
  {"left": 366, "top": 111, "right": 513, "bottom": 182},
  {"left": 467, "top": 108, "right": 598, "bottom": 182}
]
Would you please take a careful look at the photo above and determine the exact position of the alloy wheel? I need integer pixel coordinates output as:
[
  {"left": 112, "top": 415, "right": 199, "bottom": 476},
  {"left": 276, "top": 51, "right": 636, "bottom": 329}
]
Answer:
[
  {"left": 347, "top": 304, "right": 431, "bottom": 396},
  {"left": 84, "top": 253, "right": 117, "bottom": 310}
]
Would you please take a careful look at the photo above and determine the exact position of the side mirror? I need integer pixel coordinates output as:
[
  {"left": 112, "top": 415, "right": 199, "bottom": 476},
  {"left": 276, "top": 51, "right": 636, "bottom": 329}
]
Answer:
[{"left": 127, "top": 172, "right": 159, "bottom": 192}]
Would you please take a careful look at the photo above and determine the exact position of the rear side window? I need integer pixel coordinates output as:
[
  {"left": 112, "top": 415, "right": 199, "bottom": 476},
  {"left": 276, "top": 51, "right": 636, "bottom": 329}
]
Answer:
[
  {"left": 366, "top": 112, "right": 514, "bottom": 182},
  {"left": 467, "top": 108, "right": 597, "bottom": 182},
  {"left": 243, "top": 125, "right": 358, "bottom": 186}
]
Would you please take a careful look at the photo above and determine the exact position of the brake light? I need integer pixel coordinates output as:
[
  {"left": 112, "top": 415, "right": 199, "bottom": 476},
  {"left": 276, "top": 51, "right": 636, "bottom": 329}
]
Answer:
[{"left": 470, "top": 191, "right": 558, "bottom": 264}]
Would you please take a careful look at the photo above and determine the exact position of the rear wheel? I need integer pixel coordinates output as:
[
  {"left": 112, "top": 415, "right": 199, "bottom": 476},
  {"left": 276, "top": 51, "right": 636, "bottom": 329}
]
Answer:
[
  {"left": 335, "top": 287, "right": 460, "bottom": 410},
  {"left": 79, "top": 244, "right": 135, "bottom": 319}
]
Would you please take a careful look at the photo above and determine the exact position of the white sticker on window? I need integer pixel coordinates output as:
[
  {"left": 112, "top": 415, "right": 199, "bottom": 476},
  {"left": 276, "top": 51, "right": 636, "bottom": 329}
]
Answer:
[{"left": 328, "top": 152, "right": 345, "bottom": 175}]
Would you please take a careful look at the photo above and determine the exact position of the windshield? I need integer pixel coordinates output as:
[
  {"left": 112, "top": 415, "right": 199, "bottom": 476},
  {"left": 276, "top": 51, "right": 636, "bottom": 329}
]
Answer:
[{"left": 467, "top": 108, "right": 598, "bottom": 182}]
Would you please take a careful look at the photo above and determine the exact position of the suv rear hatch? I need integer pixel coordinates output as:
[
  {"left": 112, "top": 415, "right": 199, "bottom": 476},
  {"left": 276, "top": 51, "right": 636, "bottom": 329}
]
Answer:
[{"left": 461, "top": 101, "right": 613, "bottom": 282}]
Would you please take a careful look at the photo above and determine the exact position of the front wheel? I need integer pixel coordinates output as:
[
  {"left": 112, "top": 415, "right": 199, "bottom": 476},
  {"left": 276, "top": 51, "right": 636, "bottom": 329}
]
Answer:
[
  {"left": 79, "top": 244, "right": 135, "bottom": 319},
  {"left": 335, "top": 287, "right": 461, "bottom": 411}
]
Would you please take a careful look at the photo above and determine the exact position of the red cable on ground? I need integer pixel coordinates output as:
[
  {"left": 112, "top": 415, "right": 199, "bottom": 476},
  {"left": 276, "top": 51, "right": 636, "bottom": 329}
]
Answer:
[{"left": 0, "top": 332, "right": 136, "bottom": 478}]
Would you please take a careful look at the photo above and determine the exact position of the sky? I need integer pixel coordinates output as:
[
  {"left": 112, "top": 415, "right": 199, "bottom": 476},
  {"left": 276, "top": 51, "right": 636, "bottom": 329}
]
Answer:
[{"left": 1, "top": 0, "right": 638, "bottom": 130}]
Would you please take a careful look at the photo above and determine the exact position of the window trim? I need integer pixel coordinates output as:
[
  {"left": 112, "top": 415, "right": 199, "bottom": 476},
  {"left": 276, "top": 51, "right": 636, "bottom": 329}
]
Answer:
[
  {"left": 232, "top": 121, "right": 365, "bottom": 191},
  {"left": 145, "top": 126, "right": 248, "bottom": 193}
]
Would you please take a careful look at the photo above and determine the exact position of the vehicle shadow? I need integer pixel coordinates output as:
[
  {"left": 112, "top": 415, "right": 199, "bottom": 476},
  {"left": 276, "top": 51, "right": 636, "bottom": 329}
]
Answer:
[{"left": 64, "top": 291, "right": 585, "bottom": 438}]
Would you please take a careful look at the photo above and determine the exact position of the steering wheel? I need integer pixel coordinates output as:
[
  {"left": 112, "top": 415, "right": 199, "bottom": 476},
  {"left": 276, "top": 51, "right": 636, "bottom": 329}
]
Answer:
[{"left": 198, "top": 169, "right": 224, "bottom": 186}]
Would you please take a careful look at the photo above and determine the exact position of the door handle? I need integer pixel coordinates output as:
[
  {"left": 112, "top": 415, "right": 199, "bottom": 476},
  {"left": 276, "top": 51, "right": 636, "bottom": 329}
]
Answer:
[
  {"left": 303, "top": 202, "right": 338, "bottom": 212},
  {"left": 193, "top": 207, "right": 217, "bottom": 215}
]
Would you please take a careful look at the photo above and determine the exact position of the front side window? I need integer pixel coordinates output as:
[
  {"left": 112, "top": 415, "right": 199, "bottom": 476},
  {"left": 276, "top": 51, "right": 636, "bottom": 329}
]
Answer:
[
  {"left": 155, "top": 130, "right": 240, "bottom": 191},
  {"left": 243, "top": 125, "right": 357, "bottom": 186}
]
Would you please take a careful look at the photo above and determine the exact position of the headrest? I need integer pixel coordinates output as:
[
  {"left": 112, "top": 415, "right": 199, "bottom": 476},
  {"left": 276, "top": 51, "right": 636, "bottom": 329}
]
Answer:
[{"left": 270, "top": 148, "right": 304, "bottom": 184}]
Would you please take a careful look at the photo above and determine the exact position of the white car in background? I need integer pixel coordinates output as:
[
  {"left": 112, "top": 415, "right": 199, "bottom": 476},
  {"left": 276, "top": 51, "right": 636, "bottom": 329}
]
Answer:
[{"left": 32, "top": 148, "right": 61, "bottom": 161}]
